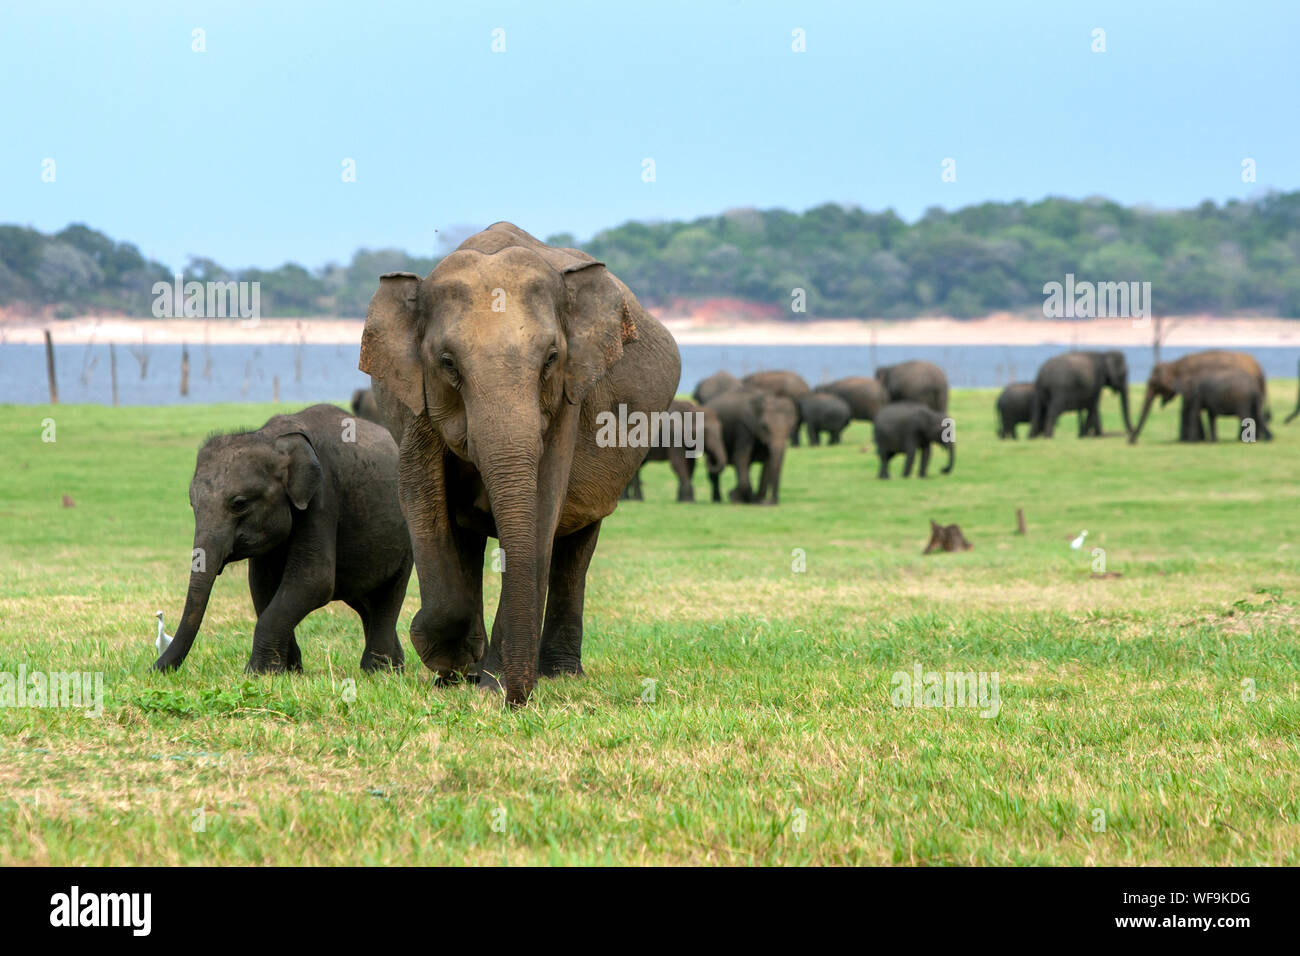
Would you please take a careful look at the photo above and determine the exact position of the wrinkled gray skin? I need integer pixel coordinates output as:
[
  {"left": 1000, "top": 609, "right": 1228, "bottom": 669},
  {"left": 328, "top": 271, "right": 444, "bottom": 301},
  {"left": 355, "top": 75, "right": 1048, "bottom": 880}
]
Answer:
[
  {"left": 351, "top": 388, "right": 385, "bottom": 427},
  {"left": 798, "top": 392, "right": 852, "bottom": 445},
  {"left": 153, "top": 404, "right": 413, "bottom": 673},
  {"left": 873, "top": 402, "right": 954, "bottom": 478},
  {"left": 622, "top": 400, "right": 728, "bottom": 502},
  {"left": 693, "top": 370, "right": 742, "bottom": 406},
  {"left": 996, "top": 382, "right": 1037, "bottom": 439},
  {"left": 1186, "top": 369, "right": 1273, "bottom": 442},
  {"left": 705, "top": 388, "right": 798, "bottom": 504},
  {"left": 816, "top": 376, "right": 888, "bottom": 423},
  {"left": 1031, "top": 350, "right": 1132, "bottom": 438},
  {"left": 876, "top": 361, "right": 949, "bottom": 414},
  {"left": 359, "top": 223, "right": 680, "bottom": 706},
  {"left": 742, "top": 369, "right": 811, "bottom": 446}
]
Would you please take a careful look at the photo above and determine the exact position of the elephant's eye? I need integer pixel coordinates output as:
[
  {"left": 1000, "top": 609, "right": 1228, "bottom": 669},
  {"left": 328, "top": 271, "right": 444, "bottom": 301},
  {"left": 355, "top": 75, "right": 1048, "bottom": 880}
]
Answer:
[
  {"left": 229, "top": 495, "right": 251, "bottom": 516},
  {"left": 440, "top": 353, "right": 458, "bottom": 376},
  {"left": 542, "top": 349, "right": 559, "bottom": 375}
]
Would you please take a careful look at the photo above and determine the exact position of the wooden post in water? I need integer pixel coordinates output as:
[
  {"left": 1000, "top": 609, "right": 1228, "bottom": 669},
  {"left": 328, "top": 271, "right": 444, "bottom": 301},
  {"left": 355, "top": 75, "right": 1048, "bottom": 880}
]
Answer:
[
  {"left": 44, "top": 329, "right": 59, "bottom": 404},
  {"left": 180, "top": 343, "right": 190, "bottom": 397},
  {"left": 273, "top": 374, "right": 280, "bottom": 403},
  {"left": 110, "top": 343, "right": 119, "bottom": 406}
]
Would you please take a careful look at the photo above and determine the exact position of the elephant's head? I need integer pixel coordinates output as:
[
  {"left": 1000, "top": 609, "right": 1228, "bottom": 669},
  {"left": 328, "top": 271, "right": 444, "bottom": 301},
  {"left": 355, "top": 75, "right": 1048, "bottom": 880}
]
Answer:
[
  {"left": 358, "top": 223, "right": 637, "bottom": 704},
  {"left": 1097, "top": 350, "right": 1133, "bottom": 436},
  {"left": 154, "top": 429, "right": 321, "bottom": 670},
  {"left": 1128, "top": 360, "right": 1178, "bottom": 443}
]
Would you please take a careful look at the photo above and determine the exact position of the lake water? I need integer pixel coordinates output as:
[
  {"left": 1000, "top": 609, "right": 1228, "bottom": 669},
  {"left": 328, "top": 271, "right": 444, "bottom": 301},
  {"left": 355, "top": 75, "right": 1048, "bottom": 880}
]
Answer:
[{"left": 1, "top": 342, "right": 1297, "bottom": 406}]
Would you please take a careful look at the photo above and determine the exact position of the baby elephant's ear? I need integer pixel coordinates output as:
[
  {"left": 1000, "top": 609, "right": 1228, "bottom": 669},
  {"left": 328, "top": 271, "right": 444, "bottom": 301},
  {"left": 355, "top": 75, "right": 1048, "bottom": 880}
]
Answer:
[{"left": 274, "top": 432, "right": 322, "bottom": 510}]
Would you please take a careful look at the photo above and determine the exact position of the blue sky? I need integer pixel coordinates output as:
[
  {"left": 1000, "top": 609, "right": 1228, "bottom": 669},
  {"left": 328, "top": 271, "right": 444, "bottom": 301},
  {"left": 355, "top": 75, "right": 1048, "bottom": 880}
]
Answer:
[{"left": 2, "top": 0, "right": 1296, "bottom": 271}]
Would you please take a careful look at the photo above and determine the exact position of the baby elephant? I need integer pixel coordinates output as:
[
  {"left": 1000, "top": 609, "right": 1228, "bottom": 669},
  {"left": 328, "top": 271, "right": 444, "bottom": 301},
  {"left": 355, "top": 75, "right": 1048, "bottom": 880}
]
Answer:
[
  {"left": 996, "top": 382, "right": 1037, "bottom": 439},
  {"left": 873, "top": 402, "right": 955, "bottom": 478},
  {"left": 153, "top": 403, "right": 413, "bottom": 674},
  {"left": 1187, "top": 369, "right": 1273, "bottom": 442},
  {"left": 799, "top": 392, "right": 853, "bottom": 445}
]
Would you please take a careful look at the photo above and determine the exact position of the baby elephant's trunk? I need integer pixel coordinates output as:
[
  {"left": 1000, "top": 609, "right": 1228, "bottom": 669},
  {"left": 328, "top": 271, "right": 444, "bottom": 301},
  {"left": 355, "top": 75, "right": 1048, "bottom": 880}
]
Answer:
[{"left": 152, "top": 537, "right": 222, "bottom": 671}]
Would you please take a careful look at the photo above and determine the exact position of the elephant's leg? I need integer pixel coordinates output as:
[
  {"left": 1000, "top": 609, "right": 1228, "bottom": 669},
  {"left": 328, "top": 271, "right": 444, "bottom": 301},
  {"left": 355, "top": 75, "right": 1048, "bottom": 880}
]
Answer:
[
  {"left": 247, "top": 551, "right": 304, "bottom": 673},
  {"left": 1206, "top": 412, "right": 1218, "bottom": 443},
  {"left": 830, "top": 427, "right": 843, "bottom": 445},
  {"left": 669, "top": 449, "right": 694, "bottom": 502},
  {"left": 902, "top": 438, "right": 918, "bottom": 477},
  {"left": 1042, "top": 399, "right": 1061, "bottom": 438},
  {"left": 709, "top": 469, "right": 722, "bottom": 502},
  {"left": 538, "top": 520, "right": 602, "bottom": 678},
  {"left": 878, "top": 451, "right": 891, "bottom": 479},
  {"left": 357, "top": 567, "right": 409, "bottom": 672},
  {"left": 246, "top": 564, "right": 331, "bottom": 674},
  {"left": 918, "top": 442, "right": 932, "bottom": 478},
  {"left": 729, "top": 441, "right": 754, "bottom": 502},
  {"left": 807, "top": 424, "right": 821, "bottom": 446}
]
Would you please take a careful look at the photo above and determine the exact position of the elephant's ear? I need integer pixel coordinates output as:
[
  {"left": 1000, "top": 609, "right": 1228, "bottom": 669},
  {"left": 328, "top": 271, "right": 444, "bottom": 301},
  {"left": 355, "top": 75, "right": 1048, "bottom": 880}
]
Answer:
[
  {"left": 359, "top": 272, "right": 425, "bottom": 416},
  {"left": 560, "top": 260, "right": 640, "bottom": 406},
  {"left": 273, "top": 432, "right": 322, "bottom": 511}
]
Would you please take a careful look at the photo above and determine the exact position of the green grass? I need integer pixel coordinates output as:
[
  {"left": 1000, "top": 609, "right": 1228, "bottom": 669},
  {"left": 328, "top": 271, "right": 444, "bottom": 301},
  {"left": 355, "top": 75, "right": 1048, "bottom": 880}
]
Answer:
[{"left": 1, "top": 384, "right": 1298, "bottom": 865}]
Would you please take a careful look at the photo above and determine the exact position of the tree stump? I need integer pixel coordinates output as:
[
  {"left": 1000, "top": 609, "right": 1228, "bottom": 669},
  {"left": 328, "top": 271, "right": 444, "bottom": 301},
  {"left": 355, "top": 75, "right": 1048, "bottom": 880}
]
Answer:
[{"left": 924, "top": 520, "right": 972, "bottom": 554}]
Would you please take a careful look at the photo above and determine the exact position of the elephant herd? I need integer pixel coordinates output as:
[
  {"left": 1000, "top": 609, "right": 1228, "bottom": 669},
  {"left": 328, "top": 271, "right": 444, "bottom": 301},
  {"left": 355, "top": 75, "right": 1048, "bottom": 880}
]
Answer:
[
  {"left": 997, "top": 348, "right": 1275, "bottom": 443},
  {"left": 621, "top": 358, "right": 958, "bottom": 504},
  {"left": 150, "top": 224, "right": 1293, "bottom": 709}
]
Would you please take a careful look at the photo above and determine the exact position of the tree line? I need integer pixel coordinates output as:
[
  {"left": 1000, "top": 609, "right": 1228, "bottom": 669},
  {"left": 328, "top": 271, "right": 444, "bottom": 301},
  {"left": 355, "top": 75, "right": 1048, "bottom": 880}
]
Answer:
[{"left": 4, "top": 191, "right": 1299, "bottom": 320}]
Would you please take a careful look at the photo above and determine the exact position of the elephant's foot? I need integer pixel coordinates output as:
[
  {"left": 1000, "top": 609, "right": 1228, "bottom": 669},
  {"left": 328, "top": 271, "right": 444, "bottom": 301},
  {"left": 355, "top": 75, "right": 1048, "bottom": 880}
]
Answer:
[
  {"left": 360, "top": 647, "right": 404, "bottom": 673},
  {"left": 410, "top": 607, "right": 482, "bottom": 680},
  {"left": 539, "top": 655, "right": 585, "bottom": 679}
]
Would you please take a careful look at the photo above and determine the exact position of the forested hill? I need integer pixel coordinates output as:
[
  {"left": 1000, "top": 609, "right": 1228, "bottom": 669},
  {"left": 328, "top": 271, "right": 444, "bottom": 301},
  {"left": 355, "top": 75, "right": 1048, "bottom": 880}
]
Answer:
[{"left": 4, "top": 192, "right": 1300, "bottom": 320}]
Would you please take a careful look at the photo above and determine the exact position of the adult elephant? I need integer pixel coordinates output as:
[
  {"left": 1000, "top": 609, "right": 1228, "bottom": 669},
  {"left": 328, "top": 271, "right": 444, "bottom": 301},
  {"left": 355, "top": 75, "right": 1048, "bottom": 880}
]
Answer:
[
  {"left": 358, "top": 222, "right": 680, "bottom": 706},
  {"left": 705, "top": 387, "right": 798, "bottom": 504},
  {"left": 996, "top": 382, "right": 1036, "bottom": 439},
  {"left": 742, "top": 369, "right": 811, "bottom": 445},
  {"left": 693, "top": 370, "right": 741, "bottom": 406},
  {"left": 622, "top": 399, "right": 727, "bottom": 502},
  {"left": 816, "top": 376, "right": 888, "bottom": 423},
  {"left": 1128, "top": 350, "right": 1266, "bottom": 443},
  {"left": 876, "top": 360, "right": 948, "bottom": 413},
  {"left": 1030, "top": 350, "right": 1132, "bottom": 438}
]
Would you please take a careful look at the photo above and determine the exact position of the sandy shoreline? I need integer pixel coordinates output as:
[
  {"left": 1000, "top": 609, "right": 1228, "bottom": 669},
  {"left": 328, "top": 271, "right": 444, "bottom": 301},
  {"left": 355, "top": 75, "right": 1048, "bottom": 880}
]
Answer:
[{"left": 2, "top": 314, "right": 1298, "bottom": 349}]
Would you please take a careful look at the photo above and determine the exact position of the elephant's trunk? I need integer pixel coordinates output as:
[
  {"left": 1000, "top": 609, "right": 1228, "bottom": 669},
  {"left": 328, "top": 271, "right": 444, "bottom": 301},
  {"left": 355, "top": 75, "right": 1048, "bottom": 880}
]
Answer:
[
  {"left": 476, "top": 424, "right": 544, "bottom": 707},
  {"left": 1286, "top": 360, "right": 1300, "bottom": 424},
  {"left": 152, "top": 537, "right": 224, "bottom": 671},
  {"left": 1128, "top": 385, "right": 1158, "bottom": 443},
  {"left": 1117, "top": 380, "right": 1134, "bottom": 436},
  {"left": 942, "top": 441, "right": 955, "bottom": 474}
]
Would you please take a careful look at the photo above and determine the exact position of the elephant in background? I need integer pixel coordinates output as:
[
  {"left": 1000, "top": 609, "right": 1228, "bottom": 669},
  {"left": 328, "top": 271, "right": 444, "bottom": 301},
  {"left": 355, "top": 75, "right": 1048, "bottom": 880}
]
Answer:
[
  {"left": 876, "top": 361, "right": 949, "bottom": 413},
  {"left": 349, "top": 387, "right": 392, "bottom": 432},
  {"left": 359, "top": 222, "right": 680, "bottom": 706},
  {"left": 153, "top": 404, "right": 412, "bottom": 674},
  {"left": 621, "top": 399, "right": 727, "bottom": 501},
  {"left": 1031, "top": 350, "right": 1132, "bottom": 438},
  {"left": 873, "top": 402, "right": 954, "bottom": 478},
  {"left": 798, "top": 392, "right": 852, "bottom": 444},
  {"left": 816, "top": 376, "right": 888, "bottom": 423},
  {"left": 693, "top": 370, "right": 741, "bottom": 406},
  {"left": 1129, "top": 350, "right": 1266, "bottom": 443},
  {"left": 742, "top": 369, "right": 811, "bottom": 445},
  {"left": 996, "top": 382, "right": 1037, "bottom": 439},
  {"left": 705, "top": 388, "right": 799, "bottom": 504},
  {"left": 1186, "top": 369, "right": 1272, "bottom": 442},
  {"left": 1282, "top": 360, "right": 1299, "bottom": 424}
]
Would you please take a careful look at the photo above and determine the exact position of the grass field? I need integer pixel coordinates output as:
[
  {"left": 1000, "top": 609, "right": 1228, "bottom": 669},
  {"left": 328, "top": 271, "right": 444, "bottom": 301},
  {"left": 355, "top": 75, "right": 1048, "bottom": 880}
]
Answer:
[{"left": 1, "top": 383, "right": 1298, "bottom": 865}]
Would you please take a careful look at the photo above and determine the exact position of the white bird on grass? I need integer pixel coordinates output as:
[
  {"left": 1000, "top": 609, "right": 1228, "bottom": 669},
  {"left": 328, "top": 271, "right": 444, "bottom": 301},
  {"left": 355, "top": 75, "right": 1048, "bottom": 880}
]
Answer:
[
  {"left": 155, "top": 610, "right": 172, "bottom": 655},
  {"left": 1070, "top": 530, "right": 1088, "bottom": 550}
]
